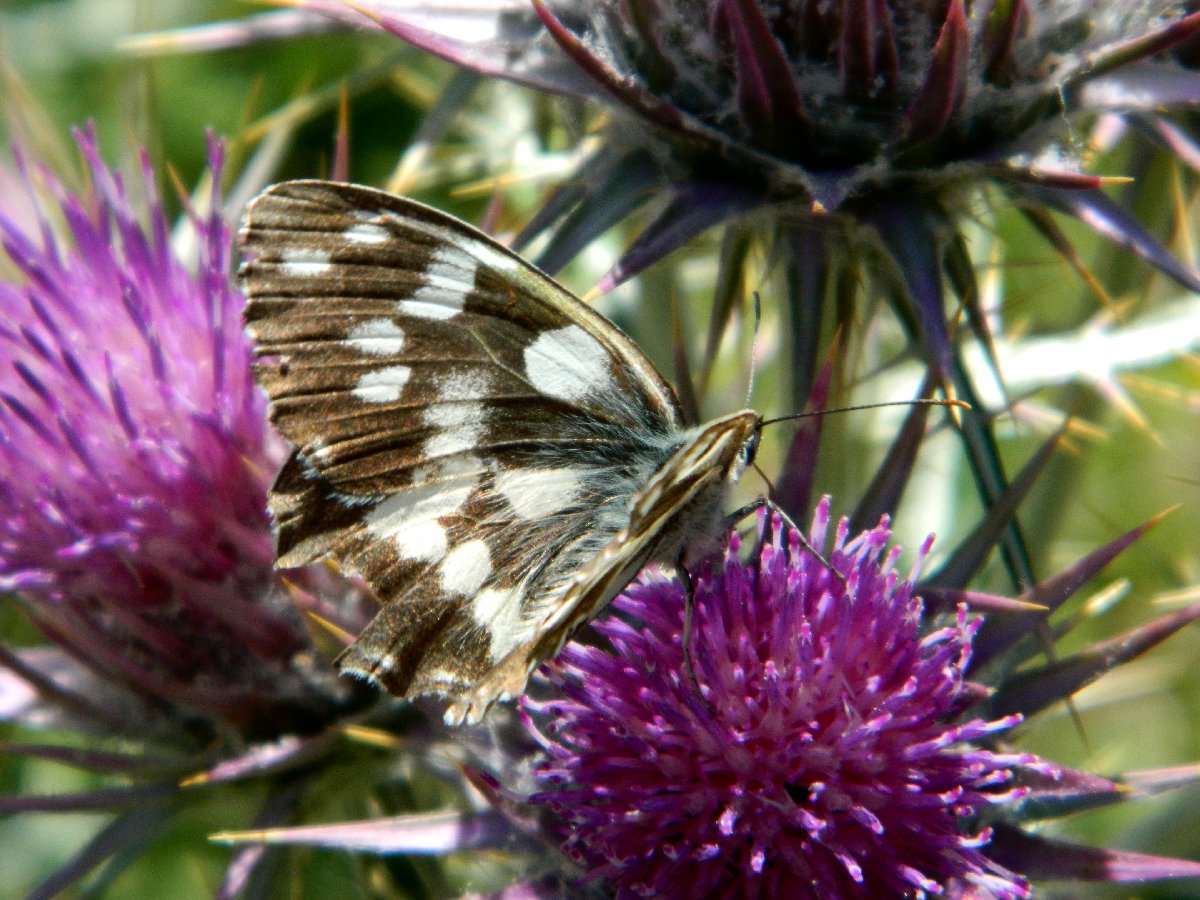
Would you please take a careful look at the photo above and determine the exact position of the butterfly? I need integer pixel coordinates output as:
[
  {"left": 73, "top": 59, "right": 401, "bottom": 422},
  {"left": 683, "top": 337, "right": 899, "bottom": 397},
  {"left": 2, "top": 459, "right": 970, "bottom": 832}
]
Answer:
[{"left": 239, "top": 180, "right": 762, "bottom": 725}]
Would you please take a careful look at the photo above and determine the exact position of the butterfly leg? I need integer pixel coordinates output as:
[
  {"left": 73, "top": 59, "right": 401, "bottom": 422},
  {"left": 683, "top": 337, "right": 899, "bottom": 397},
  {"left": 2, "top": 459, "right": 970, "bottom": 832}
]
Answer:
[
  {"left": 676, "top": 552, "right": 715, "bottom": 714},
  {"left": 724, "top": 497, "right": 846, "bottom": 584}
]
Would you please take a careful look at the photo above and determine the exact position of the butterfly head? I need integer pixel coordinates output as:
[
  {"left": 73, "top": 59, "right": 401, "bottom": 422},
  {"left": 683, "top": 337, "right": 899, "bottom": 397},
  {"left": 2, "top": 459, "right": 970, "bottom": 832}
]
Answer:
[{"left": 671, "top": 409, "right": 762, "bottom": 491}]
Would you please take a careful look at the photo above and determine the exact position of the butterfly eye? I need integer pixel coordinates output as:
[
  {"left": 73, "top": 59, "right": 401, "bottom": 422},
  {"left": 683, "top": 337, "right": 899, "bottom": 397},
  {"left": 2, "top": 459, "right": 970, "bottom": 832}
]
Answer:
[{"left": 735, "top": 428, "right": 762, "bottom": 477}]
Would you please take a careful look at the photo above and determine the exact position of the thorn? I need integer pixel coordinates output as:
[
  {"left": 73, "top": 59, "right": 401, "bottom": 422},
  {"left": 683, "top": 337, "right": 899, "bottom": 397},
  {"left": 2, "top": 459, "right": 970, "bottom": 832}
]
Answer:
[
  {"left": 985, "top": 597, "right": 1051, "bottom": 613},
  {"left": 164, "top": 163, "right": 191, "bottom": 208},
  {"left": 1153, "top": 584, "right": 1200, "bottom": 609},
  {"left": 331, "top": 84, "right": 351, "bottom": 182},
  {"left": 1146, "top": 504, "right": 1182, "bottom": 527},
  {"left": 390, "top": 142, "right": 430, "bottom": 195},
  {"left": 341, "top": 724, "right": 407, "bottom": 749},
  {"left": 944, "top": 382, "right": 966, "bottom": 428},
  {"left": 449, "top": 172, "right": 522, "bottom": 198},
  {"left": 302, "top": 607, "right": 356, "bottom": 647},
  {"left": 331, "top": 0, "right": 383, "bottom": 27},
  {"left": 1096, "top": 378, "right": 1159, "bottom": 445},
  {"left": 1064, "top": 416, "right": 1106, "bottom": 442},
  {"left": 209, "top": 827, "right": 277, "bottom": 845}
]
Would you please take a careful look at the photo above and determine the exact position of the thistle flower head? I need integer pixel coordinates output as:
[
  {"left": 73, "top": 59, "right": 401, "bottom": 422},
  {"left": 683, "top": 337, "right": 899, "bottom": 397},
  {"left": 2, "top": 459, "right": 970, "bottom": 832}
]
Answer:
[
  {"left": 516, "top": 501, "right": 1200, "bottom": 897},
  {"left": 289, "top": 1, "right": 1200, "bottom": 282},
  {"left": 525, "top": 504, "right": 1027, "bottom": 898},
  {"left": 534, "top": 1, "right": 1193, "bottom": 205},
  {"left": 0, "top": 128, "right": 361, "bottom": 741}
]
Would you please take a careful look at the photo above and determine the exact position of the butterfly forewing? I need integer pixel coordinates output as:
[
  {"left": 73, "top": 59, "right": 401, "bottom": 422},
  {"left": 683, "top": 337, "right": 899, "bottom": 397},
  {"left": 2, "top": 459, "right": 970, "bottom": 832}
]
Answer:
[
  {"left": 242, "top": 182, "right": 682, "bottom": 487},
  {"left": 241, "top": 181, "right": 734, "bottom": 721}
]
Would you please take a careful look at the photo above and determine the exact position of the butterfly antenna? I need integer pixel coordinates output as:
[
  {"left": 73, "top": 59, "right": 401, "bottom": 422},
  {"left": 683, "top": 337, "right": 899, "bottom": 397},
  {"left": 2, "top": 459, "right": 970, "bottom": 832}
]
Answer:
[
  {"left": 765, "top": 501, "right": 840, "bottom": 580},
  {"left": 744, "top": 291, "right": 762, "bottom": 409},
  {"left": 759, "top": 397, "right": 969, "bottom": 428},
  {"left": 746, "top": 398, "right": 968, "bottom": 582}
]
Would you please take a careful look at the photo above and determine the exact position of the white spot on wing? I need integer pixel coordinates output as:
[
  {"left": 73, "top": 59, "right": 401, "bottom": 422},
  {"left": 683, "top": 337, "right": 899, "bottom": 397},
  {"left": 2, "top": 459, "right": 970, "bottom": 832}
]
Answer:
[
  {"left": 394, "top": 214, "right": 521, "bottom": 273},
  {"left": 347, "top": 319, "right": 405, "bottom": 356},
  {"left": 398, "top": 244, "right": 475, "bottom": 320},
  {"left": 471, "top": 585, "right": 527, "bottom": 663},
  {"left": 364, "top": 458, "right": 479, "bottom": 561},
  {"left": 396, "top": 519, "right": 449, "bottom": 562},
  {"left": 352, "top": 365, "right": 411, "bottom": 403},
  {"left": 524, "top": 325, "right": 613, "bottom": 403},
  {"left": 471, "top": 585, "right": 517, "bottom": 624},
  {"left": 345, "top": 222, "right": 390, "bottom": 244},
  {"left": 495, "top": 467, "right": 583, "bottom": 519},
  {"left": 423, "top": 401, "right": 486, "bottom": 457},
  {"left": 280, "top": 246, "right": 331, "bottom": 276},
  {"left": 438, "top": 370, "right": 492, "bottom": 402},
  {"left": 424, "top": 428, "right": 483, "bottom": 458},
  {"left": 424, "top": 401, "right": 483, "bottom": 430},
  {"left": 467, "top": 238, "right": 520, "bottom": 272},
  {"left": 440, "top": 539, "right": 492, "bottom": 595}
]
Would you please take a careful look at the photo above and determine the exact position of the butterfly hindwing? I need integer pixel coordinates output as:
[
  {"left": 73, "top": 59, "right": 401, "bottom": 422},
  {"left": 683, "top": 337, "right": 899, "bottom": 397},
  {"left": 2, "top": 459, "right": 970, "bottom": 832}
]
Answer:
[
  {"left": 458, "top": 409, "right": 761, "bottom": 722},
  {"left": 240, "top": 181, "right": 715, "bottom": 721}
]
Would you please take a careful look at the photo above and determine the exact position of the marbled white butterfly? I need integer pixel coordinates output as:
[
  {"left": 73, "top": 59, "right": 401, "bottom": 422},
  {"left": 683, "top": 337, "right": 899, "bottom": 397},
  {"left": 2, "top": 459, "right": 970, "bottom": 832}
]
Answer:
[{"left": 240, "top": 181, "right": 762, "bottom": 725}]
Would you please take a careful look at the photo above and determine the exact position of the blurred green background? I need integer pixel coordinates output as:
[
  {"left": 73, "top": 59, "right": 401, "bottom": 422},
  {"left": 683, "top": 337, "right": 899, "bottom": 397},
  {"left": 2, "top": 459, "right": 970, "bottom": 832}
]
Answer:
[{"left": 2, "top": 1, "right": 1200, "bottom": 897}]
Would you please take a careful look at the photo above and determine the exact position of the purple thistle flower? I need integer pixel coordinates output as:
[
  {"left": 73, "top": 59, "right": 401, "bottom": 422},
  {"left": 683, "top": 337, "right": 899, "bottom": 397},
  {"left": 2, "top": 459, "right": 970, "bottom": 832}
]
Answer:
[
  {"left": 215, "top": 492, "right": 1200, "bottom": 896},
  {"left": 0, "top": 131, "right": 571, "bottom": 897},
  {"left": 518, "top": 502, "right": 1200, "bottom": 898},
  {"left": 275, "top": 2, "right": 1200, "bottom": 291},
  {"left": 0, "top": 127, "right": 363, "bottom": 739}
]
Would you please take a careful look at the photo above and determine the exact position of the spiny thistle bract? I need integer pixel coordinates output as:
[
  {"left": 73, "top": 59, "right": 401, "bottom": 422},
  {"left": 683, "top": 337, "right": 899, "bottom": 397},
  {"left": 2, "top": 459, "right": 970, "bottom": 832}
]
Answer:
[
  {"left": 280, "top": 2, "right": 1200, "bottom": 357},
  {"left": 266, "top": 1, "right": 1200, "bottom": 565}
]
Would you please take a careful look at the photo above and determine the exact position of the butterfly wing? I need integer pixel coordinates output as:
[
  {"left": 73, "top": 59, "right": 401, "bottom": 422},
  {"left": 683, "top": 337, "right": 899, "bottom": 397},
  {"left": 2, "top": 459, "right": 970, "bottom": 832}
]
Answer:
[
  {"left": 239, "top": 180, "right": 686, "bottom": 720},
  {"left": 454, "top": 409, "right": 760, "bottom": 723}
]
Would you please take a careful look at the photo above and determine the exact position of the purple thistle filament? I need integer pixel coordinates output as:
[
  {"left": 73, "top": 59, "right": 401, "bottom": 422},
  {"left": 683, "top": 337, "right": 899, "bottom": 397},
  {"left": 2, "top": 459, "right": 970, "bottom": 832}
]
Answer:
[
  {"left": 524, "top": 502, "right": 1029, "bottom": 898},
  {"left": 0, "top": 129, "right": 335, "bottom": 731}
]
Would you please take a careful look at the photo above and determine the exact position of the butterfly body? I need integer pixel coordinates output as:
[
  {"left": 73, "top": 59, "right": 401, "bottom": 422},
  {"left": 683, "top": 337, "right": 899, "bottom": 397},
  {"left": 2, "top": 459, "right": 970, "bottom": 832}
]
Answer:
[{"left": 240, "top": 181, "right": 760, "bottom": 724}]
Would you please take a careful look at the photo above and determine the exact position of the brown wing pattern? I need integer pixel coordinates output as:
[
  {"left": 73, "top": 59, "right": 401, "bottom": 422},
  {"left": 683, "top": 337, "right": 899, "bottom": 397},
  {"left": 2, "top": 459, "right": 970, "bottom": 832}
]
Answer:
[{"left": 239, "top": 181, "right": 690, "bottom": 720}]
